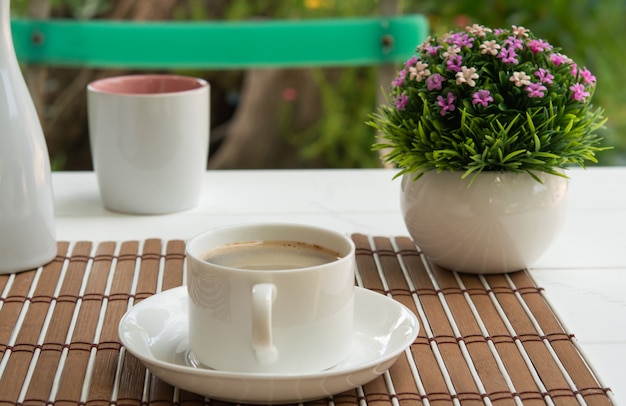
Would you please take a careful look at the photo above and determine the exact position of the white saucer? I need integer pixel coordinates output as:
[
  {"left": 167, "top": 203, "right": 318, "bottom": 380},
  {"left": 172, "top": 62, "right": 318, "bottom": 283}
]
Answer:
[{"left": 118, "top": 286, "right": 419, "bottom": 404}]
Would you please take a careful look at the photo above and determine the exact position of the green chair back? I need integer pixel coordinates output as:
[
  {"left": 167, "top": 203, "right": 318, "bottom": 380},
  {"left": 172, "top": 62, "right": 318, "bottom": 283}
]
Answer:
[{"left": 11, "top": 16, "right": 428, "bottom": 69}]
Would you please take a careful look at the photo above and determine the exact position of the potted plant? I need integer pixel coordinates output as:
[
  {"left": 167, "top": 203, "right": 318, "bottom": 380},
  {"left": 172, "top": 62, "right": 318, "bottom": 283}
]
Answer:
[{"left": 368, "top": 24, "right": 608, "bottom": 274}]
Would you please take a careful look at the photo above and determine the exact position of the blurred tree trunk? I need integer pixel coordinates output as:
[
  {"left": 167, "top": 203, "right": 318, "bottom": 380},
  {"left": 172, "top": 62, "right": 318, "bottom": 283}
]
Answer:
[{"left": 209, "top": 68, "right": 323, "bottom": 169}]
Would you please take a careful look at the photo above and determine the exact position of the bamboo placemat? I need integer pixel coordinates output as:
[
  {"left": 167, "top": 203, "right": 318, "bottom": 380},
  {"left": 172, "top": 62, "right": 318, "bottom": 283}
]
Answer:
[{"left": 0, "top": 236, "right": 614, "bottom": 405}]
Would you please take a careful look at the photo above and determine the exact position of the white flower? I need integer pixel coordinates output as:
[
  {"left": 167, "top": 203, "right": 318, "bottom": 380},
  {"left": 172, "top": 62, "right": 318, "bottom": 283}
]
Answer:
[
  {"left": 510, "top": 71, "right": 531, "bottom": 87},
  {"left": 418, "top": 36, "right": 433, "bottom": 51},
  {"left": 409, "top": 61, "right": 431, "bottom": 82},
  {"left": 466, "top": 24, "right": 492, "bottom": 38},
  {"left": 443, "top": 45, "right": 461, "bottom": 59},
  {"left": 456, "top": 66, "right": 479, "bottom": 87},
  {"left": 512, "top": 25, "right": 530, "bottom": 38},
  {"left": 479, "top": 40, "right": 501, "bottom": 56}
]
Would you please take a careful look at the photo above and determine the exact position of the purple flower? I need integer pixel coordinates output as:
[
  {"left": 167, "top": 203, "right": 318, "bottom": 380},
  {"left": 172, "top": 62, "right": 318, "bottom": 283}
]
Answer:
[
  {"left": 503, "top": 36, "right": 524, "bottom": 50},
  {"left": 446, "top": 55, "right": 463, "bottom": 72},
  {"left": 392, "top": 70, "right": 406, "bottom": 87},
  {"left": 426, "top": 73, "right": 445, "bottom": 91},
  {"left": 527, "top": 39, "right": 552, "bottom": 54},
  {"left": 570, "top": 83, "right": 590, "bottom": 102},
  {"left": 437, "top": 92, "right": 456, "bottom": 116},
  {"left": 446, "top": 32, "right": 474, "bottom": 48},
  {"left": 471, "top": 89, "right": 493, "bottom": 107},
  {"left": 526, "top": 83, "right": 547, "bottom": 98},
  {"left": 497, "top": 47, "right": 519, "bottom": 65},
  {"left": 404, "top": 56, "right": 418, "bottom": 69},
  {"left": 534, "top": 68, "right": 554, "bottom": 84},
  {"left": 424, "top": 45, "right": 442, "bottom": 56},
  {"left": 394, "top": 92, "right": 409, "bottom": 110}
]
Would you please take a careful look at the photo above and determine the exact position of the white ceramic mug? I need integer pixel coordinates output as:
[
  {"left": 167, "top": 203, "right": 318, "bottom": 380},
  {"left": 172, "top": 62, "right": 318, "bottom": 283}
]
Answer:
[
  {"left": 185, "top": 223, "right": 356, "bottom": 374},
  {"left": 87, "top": 74, "right": 210, "bottom": 214}
]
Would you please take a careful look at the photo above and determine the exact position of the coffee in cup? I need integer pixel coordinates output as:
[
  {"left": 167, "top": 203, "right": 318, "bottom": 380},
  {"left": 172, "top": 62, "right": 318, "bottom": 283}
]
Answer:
[
  {"left": 186, "top": 223, "right": 355, "bottom": 374},
  {"left": 201, "top": 240, "right": 341, "bottom": 270}
]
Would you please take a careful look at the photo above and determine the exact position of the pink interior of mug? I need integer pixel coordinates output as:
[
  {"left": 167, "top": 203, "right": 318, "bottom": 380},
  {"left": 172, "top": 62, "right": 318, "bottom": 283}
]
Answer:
[{"left": 89, "top": 74, "right": 206, "bottom": 95}]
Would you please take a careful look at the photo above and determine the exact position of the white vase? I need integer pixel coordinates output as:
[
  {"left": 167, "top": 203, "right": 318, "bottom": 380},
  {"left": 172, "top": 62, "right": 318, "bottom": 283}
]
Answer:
[
  {"left": 400, "top": 171, "right": 568, "bottom": 274},
  {"left": 0, "top": 0, "right": 56, "bottom": 273}
]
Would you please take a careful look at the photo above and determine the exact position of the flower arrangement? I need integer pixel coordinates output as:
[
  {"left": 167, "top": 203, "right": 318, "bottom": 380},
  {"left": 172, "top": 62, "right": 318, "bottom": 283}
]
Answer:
[{"left": 369, "top": 24, "right": 608, "bottom": 181}]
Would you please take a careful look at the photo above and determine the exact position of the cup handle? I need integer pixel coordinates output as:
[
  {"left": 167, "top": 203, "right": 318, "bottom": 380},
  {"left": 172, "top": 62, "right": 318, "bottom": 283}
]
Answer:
[{"left": 251, "top": 283, "right": 278, "bottom": 364}]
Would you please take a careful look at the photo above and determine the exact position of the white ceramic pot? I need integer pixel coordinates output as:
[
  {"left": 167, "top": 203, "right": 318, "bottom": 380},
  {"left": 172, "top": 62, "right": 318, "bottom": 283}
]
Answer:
[{"left": 400, "top": 171, "right": 568, "bottom": 274}]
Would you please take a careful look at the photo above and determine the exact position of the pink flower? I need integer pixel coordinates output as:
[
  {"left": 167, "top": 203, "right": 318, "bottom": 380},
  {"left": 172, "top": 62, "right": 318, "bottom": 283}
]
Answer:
[
  {"left": 526, "top": 83, "right": 547, "bottom": 98},
  {"left": 472, "top": 89, "right": 493, "bottom": 107},
  {"left": 527, "top": 39, "right": 552, "bottom": 54},
  {"left": 437, "top": 92, "right": 457, "bottom": 116},
  {"left": 534, "top": 68, "right": 554, "bottom": 84},
  {"left": 426, "top": 73, "right": 445, "bottom": 91},
  {"left": 550, "top": 53, "right": 569, "bottom": 66},
  {"left": 579, "top": 67, "right": 596, "bottom": 85},
  {"left": 570, "top": 83, "right": 590, "bottom": 102}
]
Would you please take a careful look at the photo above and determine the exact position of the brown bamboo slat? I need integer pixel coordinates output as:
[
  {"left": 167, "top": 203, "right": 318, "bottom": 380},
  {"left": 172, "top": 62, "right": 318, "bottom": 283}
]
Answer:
[{"left": 0, "top": 236, "right": 613, "bottom": 406}]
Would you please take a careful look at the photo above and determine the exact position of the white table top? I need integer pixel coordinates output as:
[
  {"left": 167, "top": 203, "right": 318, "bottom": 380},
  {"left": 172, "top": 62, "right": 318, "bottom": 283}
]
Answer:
[{"left": 52, "top": 168, "right": 625, "bottom": 403}]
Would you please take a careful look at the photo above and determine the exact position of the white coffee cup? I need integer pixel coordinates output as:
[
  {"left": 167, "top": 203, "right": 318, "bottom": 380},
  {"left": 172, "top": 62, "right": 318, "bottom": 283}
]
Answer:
[
  {"left": 87, "top": 74, "right": 209, "bottom": 214},
  {"left": 185, "top": 223, "right": 356, "bottom": 374}
]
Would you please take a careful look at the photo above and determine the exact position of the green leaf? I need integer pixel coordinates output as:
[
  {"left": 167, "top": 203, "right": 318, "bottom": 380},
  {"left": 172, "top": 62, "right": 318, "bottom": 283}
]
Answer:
[{"left": 502, "top": 149, "right": 526, "bottom": 163}]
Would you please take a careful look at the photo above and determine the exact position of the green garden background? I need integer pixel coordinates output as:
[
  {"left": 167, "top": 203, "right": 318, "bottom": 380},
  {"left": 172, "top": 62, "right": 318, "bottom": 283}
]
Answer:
[{"left": 12, "top": 0, "right": 625, "bottom": 170}]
